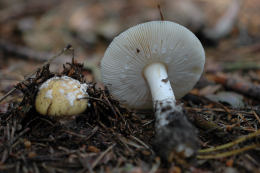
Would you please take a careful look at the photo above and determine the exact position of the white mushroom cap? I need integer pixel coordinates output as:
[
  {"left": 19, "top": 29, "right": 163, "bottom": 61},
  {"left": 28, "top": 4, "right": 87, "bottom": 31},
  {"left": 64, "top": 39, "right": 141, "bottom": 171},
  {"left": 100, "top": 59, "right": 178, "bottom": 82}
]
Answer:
[
  {"left": 35, "top": 76, "right": 88, "bottom": 117},
  {"left": 101, "top": 21, "right": 205, "bottom": 109}
]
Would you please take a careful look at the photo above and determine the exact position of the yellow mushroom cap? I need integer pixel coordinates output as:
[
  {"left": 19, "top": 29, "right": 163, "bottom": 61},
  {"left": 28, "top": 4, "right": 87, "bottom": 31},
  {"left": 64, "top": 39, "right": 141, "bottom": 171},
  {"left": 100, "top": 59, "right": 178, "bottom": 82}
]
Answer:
[{"left": 35, "top": 76, "right": 88, "bottom": 117}]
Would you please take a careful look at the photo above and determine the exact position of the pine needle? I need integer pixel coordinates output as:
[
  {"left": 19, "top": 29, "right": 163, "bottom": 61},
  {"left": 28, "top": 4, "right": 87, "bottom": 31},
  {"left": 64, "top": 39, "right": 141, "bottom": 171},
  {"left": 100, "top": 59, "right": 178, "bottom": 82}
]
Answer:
[
  {"left": 197, "top": 143, "right": 260, "bottom": 159},
  {"left": 198, "top": 129, "right": 260, "bottom": 153}
]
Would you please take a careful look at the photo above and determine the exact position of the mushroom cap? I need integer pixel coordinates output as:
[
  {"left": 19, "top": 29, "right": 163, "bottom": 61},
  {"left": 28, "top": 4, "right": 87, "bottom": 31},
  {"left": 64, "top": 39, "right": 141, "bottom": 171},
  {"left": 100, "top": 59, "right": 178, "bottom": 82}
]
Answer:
[
  {"left": 101, "top": 21, "right": 205, "bottom": 109},
  {"left": 35, "top": 76, "right": 88, "bottom": 117}
]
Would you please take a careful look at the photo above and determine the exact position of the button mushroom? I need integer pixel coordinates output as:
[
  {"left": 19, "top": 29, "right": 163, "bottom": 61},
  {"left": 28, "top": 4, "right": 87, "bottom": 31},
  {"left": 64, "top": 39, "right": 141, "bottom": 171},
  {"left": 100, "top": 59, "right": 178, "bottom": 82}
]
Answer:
[
  {"left": 35, "top": 76, "right": 88, "bottom": 117},
  {"left": 101, "top": 21, "right": 205, "bottom": 158}
]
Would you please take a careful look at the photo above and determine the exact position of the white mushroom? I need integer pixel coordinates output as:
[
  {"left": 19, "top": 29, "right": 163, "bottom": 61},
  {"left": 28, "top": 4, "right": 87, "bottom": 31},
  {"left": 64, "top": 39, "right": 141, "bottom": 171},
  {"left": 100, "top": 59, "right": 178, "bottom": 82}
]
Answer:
[
  {"left": 35, "top": 76, "right": 88, "bottom": 117},
  {"left": 101, "top": 21, "right": 205, "bottom": 158}
]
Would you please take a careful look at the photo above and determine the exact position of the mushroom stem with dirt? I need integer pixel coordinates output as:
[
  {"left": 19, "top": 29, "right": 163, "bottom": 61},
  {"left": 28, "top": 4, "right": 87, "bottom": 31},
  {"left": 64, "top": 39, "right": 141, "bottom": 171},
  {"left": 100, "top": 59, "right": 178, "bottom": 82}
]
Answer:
[
  {"left": 144, "top": 63, "right": 177, "bottom": 126},
  {"left": 101, "top": 21, "right": 205, "bottom": 159}
]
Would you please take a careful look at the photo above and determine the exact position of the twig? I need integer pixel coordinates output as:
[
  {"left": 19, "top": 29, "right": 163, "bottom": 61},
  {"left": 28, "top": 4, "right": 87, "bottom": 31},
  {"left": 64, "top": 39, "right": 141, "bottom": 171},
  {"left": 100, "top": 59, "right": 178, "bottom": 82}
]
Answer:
[
  {"left": 197, "top": 143, "right": 260, "bottom": 159},
  {"left": 102, "top": 94, "right": 118, "bottom": 119},
  {"left": 91, "top": 144, "right": 116, "bottom": 169},
  {"left": 86, "top": 162, "right": 94, "bottom": 173},
  {"left": 85, "top": 126, "right": 99, "bottom": 141},
  {"left": 116, "top": 135, "right": 135, "bottom": 153},
  {"left": 149, "top": 158, "right": 160, "bottom": 173},
  {"left": 130, "top": 135, "right": 154, "bottom": 154},
  {"left": 186, "top": 107, "right": 258, "bottom": 116},
  {"left": 80, "top": 96, "right": 108, "bottom": 106},
  {"left": 1, "top": 149, "right": 8, "bottom": 164},
  {"left": 101, "top": 91, "right": 127, "bottom": 126},
  {"left": 76, "top": 152, "right": 94, "bottom": 173},
  {"left": 11, "top": 128, "right": 30, "bottom": 146},
  {"left": 32, "top": 163, "right": 40, "bottom": 173},
  {"left": 0, "top": 44, "right": 73, "bottom": 103},
  {"left": 198, "top": 129, "right": 260, "bottom": 153},
  {"left": 63, "top": 130, "right": 88, "bottom": 138},
  {"left": 0, "top": 88, "right": 16, "bottom": 104},
  {"left": 212, "top": 73, "right": 260, "bottom": 101},
  {"left": 0, "top": 164, "right": 16, "bottom": 171},
  {"left": 253, "top": 111, "right": 260, "bottom": 124},
  {"left": 142, "top": 119, "right": 154, "bottom": 126},
  {"left": 157, "top": 4, "right": 164, "bottom": 21}
]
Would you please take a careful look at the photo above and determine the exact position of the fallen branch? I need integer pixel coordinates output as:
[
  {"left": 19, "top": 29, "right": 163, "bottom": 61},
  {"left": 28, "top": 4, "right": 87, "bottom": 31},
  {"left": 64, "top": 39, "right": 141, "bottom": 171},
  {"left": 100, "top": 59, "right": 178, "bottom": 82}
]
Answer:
[{"left": 212, "top": 73, "right": 260, "bottom": 101}]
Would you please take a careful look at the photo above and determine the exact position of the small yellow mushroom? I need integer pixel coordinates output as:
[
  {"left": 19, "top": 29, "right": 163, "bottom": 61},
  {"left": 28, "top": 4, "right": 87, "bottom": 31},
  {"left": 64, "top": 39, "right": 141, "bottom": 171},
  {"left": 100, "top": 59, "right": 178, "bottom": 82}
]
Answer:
[{"left": 35, "top": 76, "right": 88, "bottom": 117}]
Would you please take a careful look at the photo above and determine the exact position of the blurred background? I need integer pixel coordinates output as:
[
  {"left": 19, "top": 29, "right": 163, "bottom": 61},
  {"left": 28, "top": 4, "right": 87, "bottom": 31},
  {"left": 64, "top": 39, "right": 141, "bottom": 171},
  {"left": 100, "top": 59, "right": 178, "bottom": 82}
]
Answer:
[{"left": 0, "top": 0, "right": 260, "bottom": 104}]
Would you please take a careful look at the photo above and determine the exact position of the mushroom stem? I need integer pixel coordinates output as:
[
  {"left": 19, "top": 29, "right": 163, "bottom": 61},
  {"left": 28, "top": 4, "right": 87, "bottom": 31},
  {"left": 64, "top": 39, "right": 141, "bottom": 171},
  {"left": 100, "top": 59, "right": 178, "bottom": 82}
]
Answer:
[
  {"left": 144, "top": 62, "right": 180, "bottom": 127},
  {"left": 144, "top": 62, "right": 175, "bottom": 106}
]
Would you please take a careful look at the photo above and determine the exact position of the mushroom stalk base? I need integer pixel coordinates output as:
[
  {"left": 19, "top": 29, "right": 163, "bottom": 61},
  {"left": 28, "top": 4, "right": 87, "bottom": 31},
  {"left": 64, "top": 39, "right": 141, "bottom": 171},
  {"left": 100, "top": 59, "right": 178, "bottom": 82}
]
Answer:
[{"left": 153, "top": 99, "right": 199, "bottom": 159}]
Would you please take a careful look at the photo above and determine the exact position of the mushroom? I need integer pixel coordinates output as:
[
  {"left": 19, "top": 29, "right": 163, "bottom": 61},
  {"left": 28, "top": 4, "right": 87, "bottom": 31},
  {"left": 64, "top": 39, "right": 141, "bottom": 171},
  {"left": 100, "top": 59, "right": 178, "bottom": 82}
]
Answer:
[
  {"left": 35, "top": 76, "right": 88, "bottom": 117},
  {"left": 101, "top": 21, "right": 205, "bottom": 158}
]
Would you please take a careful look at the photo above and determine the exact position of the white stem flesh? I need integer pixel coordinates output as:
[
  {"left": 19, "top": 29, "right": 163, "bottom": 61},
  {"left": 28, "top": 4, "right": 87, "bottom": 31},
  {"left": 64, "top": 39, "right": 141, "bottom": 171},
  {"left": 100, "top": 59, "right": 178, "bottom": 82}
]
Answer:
[
  {"left": 144, "top": 62, "right": 181, "bottom": 128},
  {"left": 143, "top": 62, "right": 176, "bottom": 106}
]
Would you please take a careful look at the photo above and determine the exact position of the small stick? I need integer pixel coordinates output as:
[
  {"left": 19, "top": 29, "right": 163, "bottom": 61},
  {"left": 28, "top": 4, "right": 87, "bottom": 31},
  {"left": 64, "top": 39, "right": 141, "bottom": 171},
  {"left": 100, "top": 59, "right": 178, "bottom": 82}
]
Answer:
[
  {"left": 11, "top": 128, "right": 30, "bottom": 146},
  {"left": 0, "top": 88, "right": 16, "bottom": 104},
  {"left": 253, "top": 111, "right": 260, "bottom": 124},
  {"left": 0, "top": 149, "right": 8, "bottom": 164},
  {"left": 149, "top": 158, "right": 160, "bottom": 173},
  {"left": 197, "top": 143, "right": 260, "bottom": 159},
  {"left": 130, "top": 135, "right": 154, "bottom": 154},
  {"left": 186, "top": 106, "right": 257, "bottom": 116},
  {"left": 63, "top": 130, "right": 87, "bottom": 138},
  {"left": 157, "top": 4, "right": 164, "bottom": 21},
  {"left": 0, "top": 44, "right": 72, "bottom": 103},
  {"left": 80, "top": 96, "right": 108, "bottom": 106},
  {"left": 32, "top": 163, "right": 40, "bottom": 173},
  {"left": 85, "top": 126, "right": 99, "bottom": 141},
  {"left": 70, "top": 46, "right": 75, "bottom": 64},
  {"left": 91, "top": 144, "right": 116, "bottom": 169},
  {"left": 102, "top": 91, "right": 127, "bottom": 124},
  {"left": 198, "top": 129, "right": 260, "bottom": 153},
  {"left": 102, "top": 93, "right": 118, "bottom": 118},
  {"left": 212, "top": 73, "right": 260, "bottom": 101}
]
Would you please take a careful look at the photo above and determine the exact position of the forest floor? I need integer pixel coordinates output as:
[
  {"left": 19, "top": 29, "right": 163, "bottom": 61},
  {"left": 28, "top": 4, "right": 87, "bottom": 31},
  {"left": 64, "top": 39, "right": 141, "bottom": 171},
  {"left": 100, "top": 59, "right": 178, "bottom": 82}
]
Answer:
[{"left": 0, "top": 0, "right": 260, "bottom": 172}]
